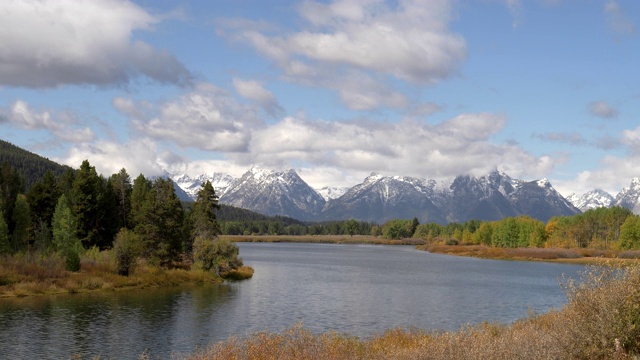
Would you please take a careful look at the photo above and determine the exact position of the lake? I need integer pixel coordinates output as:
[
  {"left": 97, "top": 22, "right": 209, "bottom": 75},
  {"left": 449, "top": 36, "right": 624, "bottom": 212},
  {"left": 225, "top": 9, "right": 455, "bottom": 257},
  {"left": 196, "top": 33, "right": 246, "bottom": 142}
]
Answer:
[{"left": 0, "top": 243, "right": 585, "bottom": 359}]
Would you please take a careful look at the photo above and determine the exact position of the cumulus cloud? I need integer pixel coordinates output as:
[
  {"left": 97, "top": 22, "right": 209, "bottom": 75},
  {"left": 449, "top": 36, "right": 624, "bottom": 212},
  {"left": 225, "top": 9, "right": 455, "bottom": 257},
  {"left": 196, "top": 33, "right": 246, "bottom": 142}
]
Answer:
[
  {"left": 1, "top": 100, "right": 94, "bottom": 143},
  {"left": 114, "top": 83, "right": 262, "bottom": 152},
  {"left": 219, "top": 0, "right": 466, "bottom": 111},
  {"left": 224, "top": 112, "right": 555, "bottom": 183},
  {"left": 549, "top": 126, "right": 640, "bottom": 196},
  {"left": 61, "top": 139, "right": 165, "bottom": 177},
  {"left": 604, "top": 0, "right": 636, "bottom": 36},
  {"left": 0, "top": 0, "right": 191, "bottom": 88},
  {"left": 588, "top": 100, "right": 619, "bottom": 119},
  {"left": 232, "top": 78, "right": 283, "bottom": 116}
]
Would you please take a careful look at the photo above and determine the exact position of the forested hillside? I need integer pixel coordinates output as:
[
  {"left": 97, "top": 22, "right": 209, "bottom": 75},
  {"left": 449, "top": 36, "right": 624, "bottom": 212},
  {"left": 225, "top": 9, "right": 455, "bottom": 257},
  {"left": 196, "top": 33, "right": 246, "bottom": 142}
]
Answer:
[{"left": 0, "top": 139, "right": 71, "bottom": 189}]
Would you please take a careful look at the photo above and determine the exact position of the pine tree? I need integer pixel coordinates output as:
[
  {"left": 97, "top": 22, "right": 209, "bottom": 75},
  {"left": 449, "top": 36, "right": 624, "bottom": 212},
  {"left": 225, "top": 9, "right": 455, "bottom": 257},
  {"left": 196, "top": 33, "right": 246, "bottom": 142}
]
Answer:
[
  {"left": 70, "top": 160, "right": 101, "bottom": 248},
  {"left": 191, "top": 181, "right": 241, "bottom": 274},
  {"left": 110, "top": 168, "right": 132, "bottom": 230},
  {"left": 130, "top": 174, "right": 151, "bottom": 230},
  {"left": 0, "top": 211, "right": 10, "bottom": 254},
  {"left": 0, "top": 161, "right": 24, "bottom": 233},
  {"left": 52, "top": 194, "right": 81, "bottom": 271},
  {"left": 191, "top": 180, "right": 221, "bottom": 239},
  {"left": 12, "top": 194, "right": 31, "bottom": 252},
  {"left": 27, "top": 170, "right": 60, "bottom": 227},
  {"left": 133, "top": 177, "right": 184, "bottom": 267}
]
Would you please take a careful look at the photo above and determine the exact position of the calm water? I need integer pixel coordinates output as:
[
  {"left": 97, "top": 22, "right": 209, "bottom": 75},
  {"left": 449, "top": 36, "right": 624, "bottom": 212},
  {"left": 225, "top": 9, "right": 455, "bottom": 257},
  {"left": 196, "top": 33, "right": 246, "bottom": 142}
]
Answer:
[{"left": 0, "top": 243, "right": 585, "bottom": 359}]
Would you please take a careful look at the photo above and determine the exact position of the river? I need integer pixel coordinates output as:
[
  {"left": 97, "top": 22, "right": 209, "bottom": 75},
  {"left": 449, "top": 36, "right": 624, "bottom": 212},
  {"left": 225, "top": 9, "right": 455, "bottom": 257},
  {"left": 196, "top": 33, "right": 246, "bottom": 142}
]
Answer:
[{"left": 0, "top": 243, "right": 585, "bottom": 359}]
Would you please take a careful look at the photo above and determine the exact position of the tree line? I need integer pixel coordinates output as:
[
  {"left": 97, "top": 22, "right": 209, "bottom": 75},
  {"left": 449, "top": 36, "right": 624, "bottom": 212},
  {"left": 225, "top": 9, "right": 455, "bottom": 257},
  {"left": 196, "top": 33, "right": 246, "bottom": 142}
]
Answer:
[
  {"left": 0, "top": 160, "right": 241, "bottom": 275},
  {"left": 408, "top": 206, "right": 640, "bottom": 250}
]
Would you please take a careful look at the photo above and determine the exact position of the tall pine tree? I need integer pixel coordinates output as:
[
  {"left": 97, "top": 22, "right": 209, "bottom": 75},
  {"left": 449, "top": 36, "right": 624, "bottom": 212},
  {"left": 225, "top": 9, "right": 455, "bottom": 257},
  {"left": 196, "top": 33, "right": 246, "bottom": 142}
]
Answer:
[{"left": 12, "top": 194, "right": 31, "bottom": 252}]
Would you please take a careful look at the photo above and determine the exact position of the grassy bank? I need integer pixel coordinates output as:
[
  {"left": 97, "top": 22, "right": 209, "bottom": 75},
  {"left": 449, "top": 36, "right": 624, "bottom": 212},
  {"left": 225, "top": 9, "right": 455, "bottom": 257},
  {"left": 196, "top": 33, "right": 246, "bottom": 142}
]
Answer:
[
  {"left": 224, "top": 234, "right": 426, "bottom": 246},
  {"left": 0, "top": 251, "right": 254, "bottom": 298},
  {"left": 420, "top": 244, "right": 640, "bottom": 265},
  {"left": 181, "top": 263, "right": 640, "bottom": 359}
]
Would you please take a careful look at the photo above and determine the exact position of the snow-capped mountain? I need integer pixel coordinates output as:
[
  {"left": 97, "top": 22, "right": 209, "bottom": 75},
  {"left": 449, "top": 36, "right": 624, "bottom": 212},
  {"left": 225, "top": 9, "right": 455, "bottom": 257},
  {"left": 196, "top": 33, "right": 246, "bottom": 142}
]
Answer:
[
  {"left": 567, "top": 189, "right": 615, "bottom": 212},
  {"left": 169, "top": 166, "right": 583, "bottom": 224},
  {"left": 220, "top": 166, "right": 326, "bottom": 221},
  {"left": 508, "top": 178, "right": 580, "bottom": 222},
  {"left": 443, "top": 171, "right": 521, "bottom": 223},
  {"left": 315, "top": 186, "right": 349, "bottom": 201},
  {"left": 172, "top": 172, "right": 235, "bottom": 200},
  {"left": 322, "top": 173, "right": 446, "bottom": 224},
  {"left": 614, "top": 178, "right": 640, "bottom": 214}
]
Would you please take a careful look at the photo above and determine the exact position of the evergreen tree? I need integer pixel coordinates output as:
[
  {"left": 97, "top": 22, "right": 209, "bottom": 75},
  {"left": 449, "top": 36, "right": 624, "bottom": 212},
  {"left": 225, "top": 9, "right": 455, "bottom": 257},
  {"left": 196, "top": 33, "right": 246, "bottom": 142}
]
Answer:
[
  {"left": 52, "top": 194, "right": 81, "bottom": 271},
  {"left": 134, "top": 177, "right": 184, "bottom": 267},
  {"left": 12, "top": 194, "right": 31, "bottom": 252},
  {"left": 70, "top": 160, "right": 101, "bottom": 248},
  {"left": 130, "top": 173, "right": 151, "bottom": 230},
  {"left": 0, "top": 211, "right": 10, "bottom": 254},
  {"left": 110, "top": 168, "right": 132, "bottom": 230},
  {"left": 0, "top": 161, "right": 24, "bottom": 233},
  {"left": 191, "top": 180, "right": 221, "bottom": 239},
  {"left": 96, "top": 176, "right": 119, "bottom": 249},
  {"left": 27, "top": 170, "right": 60, "bottom": 227}
]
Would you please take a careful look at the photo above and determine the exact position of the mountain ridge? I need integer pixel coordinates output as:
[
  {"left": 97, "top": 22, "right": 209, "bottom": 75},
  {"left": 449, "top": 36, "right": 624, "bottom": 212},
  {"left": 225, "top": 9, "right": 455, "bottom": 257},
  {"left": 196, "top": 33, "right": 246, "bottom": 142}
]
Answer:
[{"left": 169, "top": 167, "right": 588, "bottom": 224}]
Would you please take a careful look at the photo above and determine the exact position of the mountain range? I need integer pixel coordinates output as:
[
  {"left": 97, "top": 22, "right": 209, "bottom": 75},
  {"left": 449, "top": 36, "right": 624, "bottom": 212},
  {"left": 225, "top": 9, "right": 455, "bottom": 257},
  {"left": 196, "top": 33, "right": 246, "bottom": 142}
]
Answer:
[{"left": 169, "top": 167, "right": 623, "bottom": 224}]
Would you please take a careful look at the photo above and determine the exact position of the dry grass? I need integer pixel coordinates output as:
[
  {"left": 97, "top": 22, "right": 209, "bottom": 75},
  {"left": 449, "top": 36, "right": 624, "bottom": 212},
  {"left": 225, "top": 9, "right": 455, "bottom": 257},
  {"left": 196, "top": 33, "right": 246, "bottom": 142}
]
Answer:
[
  {"left": 0, "top": 252, "right": 224, "bottom": 298},
  {"left": 421, "top": 244, "right": 640, "bottom": 265},
  {"left": 181, "top": 263, "right": 640, "bottom": 360},
  {"left": 224, "top": 235, "right": 425, "bottom": 246},
  {"left": 222, "top": 266, "right": 255, "bottom": 281}
]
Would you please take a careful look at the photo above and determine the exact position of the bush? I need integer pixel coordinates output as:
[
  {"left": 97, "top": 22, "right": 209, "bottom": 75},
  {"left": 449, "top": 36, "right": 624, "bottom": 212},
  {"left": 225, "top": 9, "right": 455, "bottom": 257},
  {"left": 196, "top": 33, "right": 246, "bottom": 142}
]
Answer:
[
  {"left": 193, "top": 237, "right": 243, "bottom": 275},
  {"left": 113, "top": 228, "right": 142, "bottom": 276},
  {"left": 65, "top": 249, "right": 80, "bottom": 272}
]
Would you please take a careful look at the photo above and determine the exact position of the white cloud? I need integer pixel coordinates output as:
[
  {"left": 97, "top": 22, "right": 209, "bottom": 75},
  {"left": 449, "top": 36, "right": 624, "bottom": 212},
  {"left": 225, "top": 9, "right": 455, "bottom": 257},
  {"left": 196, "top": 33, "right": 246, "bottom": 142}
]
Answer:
[
  {"left": 588, "top": 100, "right": 618, "bottom": 119},
  {"left": 61, "top": 139, "right": 167, "bottom": 178},
  {"left": 232, "top": 78, "right": 283, "bottom": 116},
  {"left": 0, "top": 0, "right": 191, "bottom": 88},
  {"left": 226, "top": 112, "right": 555, "bottom": 184},
  {"left": 604, "top": 0, "right": 636, "bottom": 36},
  {"left": 2, "top": 100, "right": 94, "bottom": 143},
  {"left": 115, "top": 83, "right": 262, "bottom": 152},
  {"left": 220, "top": 0, "right": 466, "bottom": 111}
]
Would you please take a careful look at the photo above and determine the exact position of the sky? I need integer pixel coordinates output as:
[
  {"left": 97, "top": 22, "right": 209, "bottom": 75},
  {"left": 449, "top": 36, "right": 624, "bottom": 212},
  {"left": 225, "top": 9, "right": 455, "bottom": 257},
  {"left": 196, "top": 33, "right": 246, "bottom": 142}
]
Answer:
[{"left": 0, "top": 0, "right": 639, "bottom": 197}]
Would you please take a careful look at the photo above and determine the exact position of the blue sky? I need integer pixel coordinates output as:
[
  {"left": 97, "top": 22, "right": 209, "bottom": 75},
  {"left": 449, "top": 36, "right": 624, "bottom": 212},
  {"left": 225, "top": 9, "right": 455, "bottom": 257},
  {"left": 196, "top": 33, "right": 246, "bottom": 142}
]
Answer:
[{"left": 0, "top": 0, "right": 638, "bottom": 196}]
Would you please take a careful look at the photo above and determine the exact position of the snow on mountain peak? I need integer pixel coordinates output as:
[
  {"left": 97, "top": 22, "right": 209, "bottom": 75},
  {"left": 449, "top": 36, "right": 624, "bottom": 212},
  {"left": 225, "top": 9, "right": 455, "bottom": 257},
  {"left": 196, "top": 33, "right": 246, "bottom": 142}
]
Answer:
[
  {"left": 537, "top": 178, "right": 551, "bottom": 188},
  {"left": 365, "top": 172, "right": 384, "bottom": 183},
  {"left": 567, "top": 189, "right": 614, "bottom": 211}
]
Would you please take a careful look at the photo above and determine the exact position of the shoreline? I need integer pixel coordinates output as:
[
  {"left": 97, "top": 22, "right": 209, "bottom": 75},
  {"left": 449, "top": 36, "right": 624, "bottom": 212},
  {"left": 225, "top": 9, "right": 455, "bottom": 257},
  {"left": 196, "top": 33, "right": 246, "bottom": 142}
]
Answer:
[
  {"left": 420, "top": 243, "right": 640, "bottom": 265},
  {"left": 0, "top": 253, "right": 254, "bottom": 298},
  {"left": 223, "top": 234, "right": 426, "bottom": 246}
]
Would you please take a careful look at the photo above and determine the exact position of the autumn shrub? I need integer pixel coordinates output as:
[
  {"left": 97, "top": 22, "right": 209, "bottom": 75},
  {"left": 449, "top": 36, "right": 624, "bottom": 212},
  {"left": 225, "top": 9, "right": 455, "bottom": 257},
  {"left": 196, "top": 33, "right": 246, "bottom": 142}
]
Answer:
[
  {"left": 221, "top": 266, "right": 254, "bottom": 281},
  {"left": 113, "top": 228, "right": 142, "bottom": 276}
]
